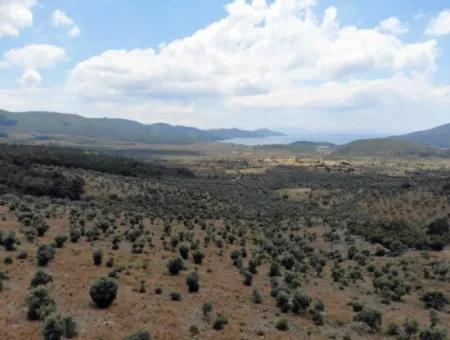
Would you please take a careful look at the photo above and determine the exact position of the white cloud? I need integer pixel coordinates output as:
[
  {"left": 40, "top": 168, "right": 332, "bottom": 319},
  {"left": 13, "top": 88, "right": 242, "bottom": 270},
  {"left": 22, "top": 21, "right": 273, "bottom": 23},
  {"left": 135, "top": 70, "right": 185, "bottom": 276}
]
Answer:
[
  {"left": 52, "top": 9, "right": 80, "bottom": 38},
  {"left": 68, "top": 25, "right": 81, "bottom": 38},
  {"left": 52, "top": 9, "right": 74, "bottom": 27},
  {"left": 426, "top": 9, "right": 450, "bottom": 36},
  {"left": 3, "top": 44, "right": 66, "bottom": 86},
  {"left": 0, "top": 0, "right": 37, "bottom": 37},
  {"left": 4, "top": 44, "right": 66, "bottom": 69},
  {"left": 68, "top": 1, "right": 437, "bottom": 106},
  {"left": 18, "top": 69, "right": 42, "bottom": 87},
  {"left": 378, "top": 17, "right": 408, "bottom": 35}
]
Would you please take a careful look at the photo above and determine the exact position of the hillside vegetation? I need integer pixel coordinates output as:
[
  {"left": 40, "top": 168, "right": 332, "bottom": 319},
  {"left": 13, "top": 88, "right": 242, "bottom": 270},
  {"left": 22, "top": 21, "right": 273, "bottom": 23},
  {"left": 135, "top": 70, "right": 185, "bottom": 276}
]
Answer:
[{"left": 0, "top": 110, "right": 282, "bottom": 145}]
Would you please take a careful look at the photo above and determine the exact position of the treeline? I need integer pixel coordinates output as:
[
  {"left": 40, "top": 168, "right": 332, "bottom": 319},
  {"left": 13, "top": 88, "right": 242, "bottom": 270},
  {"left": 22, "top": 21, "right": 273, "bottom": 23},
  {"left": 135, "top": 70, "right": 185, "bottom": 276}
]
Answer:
[
  {"left": 0, "top": 143, "right": 194, "bottom": 179},
  {"left": 0, "top": 143, "right": 194, "bottom": 200}
]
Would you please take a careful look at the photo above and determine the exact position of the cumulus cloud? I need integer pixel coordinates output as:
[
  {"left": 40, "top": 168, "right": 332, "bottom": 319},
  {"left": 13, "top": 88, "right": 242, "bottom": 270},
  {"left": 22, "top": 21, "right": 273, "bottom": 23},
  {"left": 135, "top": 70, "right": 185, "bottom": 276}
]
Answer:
[
  {"left": 18, "top": 69, "right": 42, "bottom": 87},
  {"left": 0, "top": 0, "right": 37, "bottom": 37},
  {"left": 4, "top": 44, "right": 66, "bottom": 69},
  {"left": 377, "top": 17, "right": 408, "bottom": 35},
  {"left": 68, "top": 1, "right": 437, "bottom": 112},
  {"left": 426, "top": 9, "right": 450, "bottom": 36},
  {"left": 52, "top": 9, "right": 81, "bottom": 38},
  {"left": 3, "top": 44, "right": 66, "bottom": 86}
]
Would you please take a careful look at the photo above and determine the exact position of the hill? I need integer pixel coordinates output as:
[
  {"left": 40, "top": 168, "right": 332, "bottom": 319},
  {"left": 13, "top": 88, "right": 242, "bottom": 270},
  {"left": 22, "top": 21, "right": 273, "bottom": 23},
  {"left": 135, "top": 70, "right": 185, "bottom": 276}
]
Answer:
[
  {"left": 257, "top": 141, "right": 335, "bottom": 153},
  {"left": 336, "top": 138, "right": 430, "bottom": 157},
  {"left": 0, "top": 110, "right": 283, "bottom": 145},
  {"left": 392, "top": 123, "right": 450, "bottom": 148}
]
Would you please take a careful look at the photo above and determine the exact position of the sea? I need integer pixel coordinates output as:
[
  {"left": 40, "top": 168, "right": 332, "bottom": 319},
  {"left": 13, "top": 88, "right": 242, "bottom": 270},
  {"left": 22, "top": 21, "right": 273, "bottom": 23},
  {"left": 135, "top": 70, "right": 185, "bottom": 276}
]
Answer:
[{"left": 221, "top": 134, "right": 385, "bottom": 146}]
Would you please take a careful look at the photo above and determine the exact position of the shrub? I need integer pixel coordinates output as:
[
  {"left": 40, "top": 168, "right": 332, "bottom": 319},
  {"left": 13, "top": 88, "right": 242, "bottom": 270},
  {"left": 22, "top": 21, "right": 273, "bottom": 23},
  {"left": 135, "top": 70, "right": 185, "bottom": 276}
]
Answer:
[
  {"left": 386, "top": 322, "right": 400, "bottom": 336},
  {"left": 37, "top": 245, "right": 55, "bottom": 267},
  {"left": 154, "top": 286, "right": 162, "bottom": 295},
  {"left": 242, "top": 270, "right": 252, "bottom": 286},
  {"left": 30, "top": 270, "right": 53, "bottom": 287},
  {"left": 354, "top": 309, "right": 382, "bottom": 333},
  {"left": 26, "top": 286, "right": 56, "bottom": 320},
  {"left": 404, "top": 319, "right": 419, "bottom": 337},
  {"left": 419, "top": 328, "right": 448, "bottom": 340},
  {"left": 167, "top": 257, "right": 184, "bottom": 275},
  {"left": 69, "top": 227, "right": 81, "bottom": 243},
  {"left": 269, "top": 262, "right": 281, "bottom": 277},
  {"left": 54, "top": 235, "right": 67, "bottom": 248},
  {"left": 292, "top": 291, "right": 311, "bottom": 314},
  {"left": 202, "top": 301, "right": 213, "bottom": 317},
  {"left": 192, "top": 250, "right": 204, "bottom": 264},
  {"left": 93, "top": 249, "right": 103, "bottom": 266},
  {"left": 251, "top": 287, "right": 262, "bottom": 304},
  {"left": 179, "top": 245, "right": 189, "bottom": 260},
  {"left": 312, "top": 311, "right": 324, "bottom": 326},
  {"left": 186, "top": 272, "right": 199, "bottom": 293},
  {"left": 90, "top": 277, "right": 118, "bottom": 308},
  {"left": 170, "top": 292, "right": 181, "bottom": 301},
  {"left": 213, "top": 314, "right": 228, "bottom": 330},
  {"left": 275, "top": 318, "right": 289, "bottom": 331},
  {"left": 42, "top": 313, "right": 77, "bottom": 340},
  {"left": 3, "top": 231, "right": 16, "bottom": 251},
  {"left": 36, "top": 223, "right": 50, "bottom": 237},
  {"left": 124, "top": 330, "right": 152, "bottom": 340},
  {"left": 421, "top": 291, "right": 449, "bottom": 310}
]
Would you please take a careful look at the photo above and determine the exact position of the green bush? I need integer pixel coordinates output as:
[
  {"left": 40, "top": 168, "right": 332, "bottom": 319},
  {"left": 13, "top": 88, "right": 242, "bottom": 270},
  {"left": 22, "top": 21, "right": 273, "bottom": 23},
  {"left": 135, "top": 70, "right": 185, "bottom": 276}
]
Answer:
[
  {"left": 419, "top": 328, "right": 448, "bottom": 340},
  {"left": 421, "top": 291, "right": 449, "bottom": 310},
  {"left": 93, "top": 249, "right": 103, "bottom": 266},
  {"left": 3, "top": 231, "right": 16, "bottom": 251},
  {"left": 30, "top": 270, "right": 53, "bottom": 287},
  {"left": 186, "top": 272, "right": 199, "bottom": 293},
  {"left": 192, "top": 250, "right": 204, "bottom": 264},
  {"left": 354, "top": 308, "right": 382, "bottom": 333},
  {"left": 251, "top": 287, "right": 262, "bottom": 304},
  {"left": 90, "top": 277, "right": 118, "bottom": 308},
  {"left": 275, "top": 318, "right": 289, "bottom": 331},
  {"left": 123, "top": 330, "right": 152, "bottom": 340},
  {"left": 167, "top": 257, "right": 184, "bottom": 275},
  {"left": 202, "top": 301, "right": 212, "bottom": 317},
  {"left": 42, "top": 313, "right": 77, "bottom": 340},
  {"left": 26, "top": 286, "right": 56, "bottom": 320},
  {"left": 179, "top": 245, "right": 189, "bottom": 260},
  {"left": 37, "top": 245, "right": 55, "bottom": 267},
  {"left": 292, "top": 291, "right": 311, "bottom": 314},
  {"left": 54, "top": 235, "right": 67, "bottom": 248},
  {"left": 170, "top": 292, "right": 181, "bottom": 301},
  {"left": 213, "top": 314, "right": 228, "bottom": 330}
]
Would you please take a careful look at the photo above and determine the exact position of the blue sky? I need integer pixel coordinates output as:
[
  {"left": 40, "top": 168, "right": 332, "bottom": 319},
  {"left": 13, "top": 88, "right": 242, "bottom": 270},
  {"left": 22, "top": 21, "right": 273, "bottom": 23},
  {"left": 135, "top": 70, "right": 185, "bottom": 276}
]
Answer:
[{"left": 1, "top": 0, "right": 450, "bottom": 134}]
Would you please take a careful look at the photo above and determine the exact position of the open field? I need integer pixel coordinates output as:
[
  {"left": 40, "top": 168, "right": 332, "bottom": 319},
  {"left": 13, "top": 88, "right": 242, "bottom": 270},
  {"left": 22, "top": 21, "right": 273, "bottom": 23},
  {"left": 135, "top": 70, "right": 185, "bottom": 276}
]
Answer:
[{"left": 1, "top": 142, "right": 450, "bottom": 340}]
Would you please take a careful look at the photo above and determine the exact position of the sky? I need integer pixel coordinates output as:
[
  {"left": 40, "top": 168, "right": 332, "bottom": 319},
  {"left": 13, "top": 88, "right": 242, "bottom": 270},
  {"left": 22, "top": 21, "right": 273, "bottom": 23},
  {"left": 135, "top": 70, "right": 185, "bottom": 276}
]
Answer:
[{"left": 1, "top": 0, "right": 450, "bottom": 134}]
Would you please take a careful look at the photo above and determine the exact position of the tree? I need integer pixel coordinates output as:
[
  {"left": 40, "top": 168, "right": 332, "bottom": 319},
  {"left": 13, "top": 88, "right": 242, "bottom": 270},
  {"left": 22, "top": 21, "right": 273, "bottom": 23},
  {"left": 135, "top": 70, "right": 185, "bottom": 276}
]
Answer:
[{"left": 90, "top": 277, "right": 118, "bottom": 308}]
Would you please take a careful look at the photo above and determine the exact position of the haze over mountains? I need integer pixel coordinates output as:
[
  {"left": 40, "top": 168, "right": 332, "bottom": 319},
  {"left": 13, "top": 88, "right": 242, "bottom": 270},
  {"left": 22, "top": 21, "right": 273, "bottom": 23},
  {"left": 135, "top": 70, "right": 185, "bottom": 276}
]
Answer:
[{"left": 0, "top": 110, "right": 283, "bottom": 145}]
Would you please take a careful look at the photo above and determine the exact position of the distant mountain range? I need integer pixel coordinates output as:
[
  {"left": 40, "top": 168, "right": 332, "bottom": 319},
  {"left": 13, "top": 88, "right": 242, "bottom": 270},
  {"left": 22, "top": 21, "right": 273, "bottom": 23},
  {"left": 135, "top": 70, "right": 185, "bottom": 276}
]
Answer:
[
  {"left": 0, "top": 110, "right": 283, "bottom": 144},
  {"left": 392, "top": 123, "right": 450, "bottom": 148}
]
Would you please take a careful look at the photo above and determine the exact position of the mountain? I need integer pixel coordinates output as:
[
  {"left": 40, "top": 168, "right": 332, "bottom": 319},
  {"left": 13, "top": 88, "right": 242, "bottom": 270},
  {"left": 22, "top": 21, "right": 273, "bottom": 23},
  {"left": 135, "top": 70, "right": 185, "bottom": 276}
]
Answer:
[
  {"left": 0, "top": 110, "right": 283, "bottom": 144},
  {"left": 336, "top": 138, "right": 429, "bottom": 157},
  {"left": 392, "top": 123, "right": 450, "bottom": 148}
]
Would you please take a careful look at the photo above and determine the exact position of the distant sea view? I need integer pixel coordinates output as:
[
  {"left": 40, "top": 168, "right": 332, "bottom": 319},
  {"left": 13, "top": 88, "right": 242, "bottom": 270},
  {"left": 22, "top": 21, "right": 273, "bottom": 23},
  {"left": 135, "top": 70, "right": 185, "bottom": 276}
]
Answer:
[{"left": 221, "top": 134, "right": 386, "bottom": 146}]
